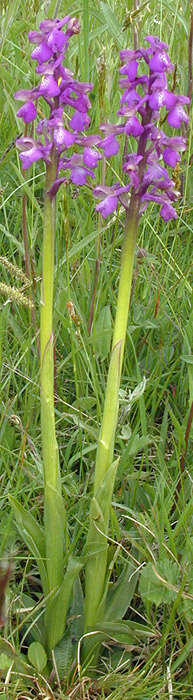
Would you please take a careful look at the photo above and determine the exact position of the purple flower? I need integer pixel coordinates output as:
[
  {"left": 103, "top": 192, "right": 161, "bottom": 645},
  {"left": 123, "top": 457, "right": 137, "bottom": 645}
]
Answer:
[
  {"left": 70, "top": 111, "right": 90, "bottom": 131},
  {"left": 125, "top": 116, "right": 144, "bottom": 137},
  {"left": 160, "top": 202, "right": 177, "bottom": 220},
  {"left": 163, "top": 148, "right": 180, "bottom": 167},
  {"left": 14, "top": 16, "right": 99, "bottom": 193},
  {"left": 60, "top": 153, "right": 95, "bottom": 184},
  {"left": 149, "top": 50, "right": 173, "bottom": 73},
  {"left": 17, "top": 101, "right": 37, "bottom": 123},
  {"left": 167, "top": 100, "right": 189, "bottom": 127},
  {"left": 31, "top": 42, "right": 52, "bottom": 63},
  {"left": 83, "top": 147, "right": 101, "bottom": 168},
  {"left": 16, "top": 137, "right": 52, "bottom": 169},
  {"left": 96, "top": 195, "right": 118, "bottom": 218},
  {"left": 94, "top": 35, "right": 189, "bottom": 221},
  {"left": 100, "top": 135, "right": 120, "bottom": 157}
]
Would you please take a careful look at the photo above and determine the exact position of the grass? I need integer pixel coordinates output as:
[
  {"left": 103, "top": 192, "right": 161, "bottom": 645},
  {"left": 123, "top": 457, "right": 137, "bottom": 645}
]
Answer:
[{"left": 0, "top": 0, "right": 193, "bottom": 696}]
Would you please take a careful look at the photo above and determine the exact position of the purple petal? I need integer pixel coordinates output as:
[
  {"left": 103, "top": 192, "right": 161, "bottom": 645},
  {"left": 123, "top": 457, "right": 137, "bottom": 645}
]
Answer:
[
  {"left": 28, "top": 30, "right": 43, "bottom": 44},
  {"left": 125, "top": 116, "right": 144, "bottom": 137},
  {"left": 66, "top": 17, "right": 81, "bottom": 36},
  {"left": 70, "top": 167, "right": 94, "bottom": 185},
  {"left": 70, "top": 111, "right": 90, "bottom": 131},
  {"left": 165, "top": 136, "right": 186, "bottom": 151},
  {"left": 39, "top": 17, "right": 70, "bottom": 32},
  {"left": 120, "top": 49, "right": 138, "bottom": 60},
  {"left": 148, "top": 89, "right": 176, "bottom": 110},
  {"left": 145, "top": 35, "right": 169, "bottom": 51},
  {"left": 96, "top": 195, "right": 118, "bottom": 218},
  {"left": 99, "top": 122, "right": 123, "bottom": 136},
  {"left": 47, "top": 28, "right": 66, "bottom": 52},
  {"left": 100, "top": 135, "right": 119, "bottom": 157},
  {"left": 142, "top": 162, "right": 170, "bottom": 189},
  {"left": 16, "top": 136, "right": 37, "bottom": 151},
  {"left": 163, "top": 148, "right": 180, "bottom": 167},
  {"left": 14, "top": 88, "right": 38, "bottom": 101},
  {"left": 93, "top": 184, "right": 117, "bottom": 197},
  {"left": 61, "top": 90, "right": 91, "bottom": 112},
  {"left": 17, "top": 101, "right": 37, "bottom": 123},
  {"left": 19, "top": 145, "right": 45, "bottom": 169},
  {"left": 83, "top": 147, "right": 101, "bottom": 168},
  {"left": 31, "top": 42, "right": 52, "bottom": 63},
  {"left": 39, "top": 75, "right": 60, "bottom": 97},
  {"left": 76, "top": 134, "right": 100, "bottom": 147},
  {"left": 149, "top": 50, "right": 173, "bottom": 73},
  {"left": 167, "top": 104, "right": 189, "bottom": 128},
  {"left": 53, "top": 127, "right": 75, "bottom": 149},
  {"left": 120, "top": 87, "right": 140, "bottom": 106},
  {"left": 160, "top": 202, "right": 177, "bottom": 220},
  {"left": 120, "top": 59, "right": 138, "bottom": 80}
]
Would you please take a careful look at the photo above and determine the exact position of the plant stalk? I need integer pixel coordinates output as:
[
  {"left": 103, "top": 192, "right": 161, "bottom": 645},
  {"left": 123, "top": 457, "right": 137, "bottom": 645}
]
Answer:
[
  {"left": 94, "top": 201, "right": 138, "bottom": 494},
  {"left": 84, "top": 201, "right": 138, "bottom": 646},
  {"left": 40, "top": 159, "right": 65, "bottom": 634}
]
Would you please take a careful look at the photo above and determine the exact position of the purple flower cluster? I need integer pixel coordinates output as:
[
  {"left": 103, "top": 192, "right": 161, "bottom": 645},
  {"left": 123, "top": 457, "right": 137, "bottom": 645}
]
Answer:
[
  {"left": 15, "top": 17, "right": 101, "bottom": 192},
  {"left": 94, "top": 36, "right": 189, "bottom": 221}
]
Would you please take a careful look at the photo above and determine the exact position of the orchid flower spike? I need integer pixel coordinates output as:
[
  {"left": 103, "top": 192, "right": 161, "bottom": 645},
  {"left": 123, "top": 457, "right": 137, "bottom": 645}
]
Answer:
[
  {"left": 94, "top": 36, "right": 189, "bottom": 221},
  {"left": 15, "top": 16, "right": 101, "bottom": 195}
]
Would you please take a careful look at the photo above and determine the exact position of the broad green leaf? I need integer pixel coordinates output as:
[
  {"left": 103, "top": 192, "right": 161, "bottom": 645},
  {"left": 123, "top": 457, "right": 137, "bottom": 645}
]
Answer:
[
  {"left": 28, "top": 641, "right": 47, "bottom": 672},
  {"left": 95, "top": 341, "right": 121, "bottom": 492},
  {"left": 0, "top": 638, "right": 29, "bottom": 674},
  {"left": 84, "top": 459, "right": 119, "bottom": 640},
  {"left": 54, "top": 577, "right": 84, "bottom": 679},
  {"left": 44, "top": 484, "right": 66, "bottom": 593},
  {"left": 9, "top": 495, "right": 48, "bottom": 595},
  {"left": 19, "top": 593, "right": 46, "bottom": 647},
  {"left": 139, "top": 560, "right": 180, "bottom": 607},
  {"left": 0, "top": 638, "right": 16, "bottom": 657},
  {"left": 93, "top": 619, "right": 156, "bottom": 645},
  {"left": 45, "top": 556, "right": 83, "bottom": 651},
  {"left": 102, "top": 562, "right": 139, "bottom": 622},
  {"left": 91, "top": 305, "right": 112, "bottom": 359},
  {"left": 0, "top": 653, "right": 10, "bottom": 670},
  {"left": 86, "top": 458, "right": 119, "bottom": 559}
]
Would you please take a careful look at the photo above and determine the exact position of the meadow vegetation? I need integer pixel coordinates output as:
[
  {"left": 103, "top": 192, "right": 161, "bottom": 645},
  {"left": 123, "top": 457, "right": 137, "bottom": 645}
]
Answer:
[{"left": 0, "top": 0, "right": 193, "bottom": 697}]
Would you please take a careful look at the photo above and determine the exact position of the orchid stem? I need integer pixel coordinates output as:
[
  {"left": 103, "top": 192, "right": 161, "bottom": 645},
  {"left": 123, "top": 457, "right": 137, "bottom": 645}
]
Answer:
[
  {"left": 94, "top": 202, "right": 138, "bottom": 494},
  {"left": 40, "top": 160, "right": 65, "bottom": 645},
  {"left": 84, "top": 202, "right": 138, "bottom": 642}
]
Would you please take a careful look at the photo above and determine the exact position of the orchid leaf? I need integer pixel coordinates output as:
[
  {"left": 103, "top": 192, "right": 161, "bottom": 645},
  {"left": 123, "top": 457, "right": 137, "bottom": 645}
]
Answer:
[
  {"left": 45, "top": 556, "right": 83, "bottom": 651},
  {"left": 54, "top": 577, "right": 84, "bottom": 679},
  {"left": 8, "top": 495, "right": 48, "bottom": 595},
  {"left": 91, "top": 305, "right": 112, "bottom": 359},
  {"left": 94, "top": 619, "right": 157, "bottom": 645},
  {"left": 84, "top": 458, "right": 119, "bottom": 659},
  {"left": 28, "top": 641, "right": 47, "bottom": 673},
  {"left": 18, "top": 593, "right": 47, "bottom": 647},
  {"left": 44, "top": 483, "right": 66, "bottom": 592},
  {"left": 103, "top": 562, "right": 139, "bottom": 622}
]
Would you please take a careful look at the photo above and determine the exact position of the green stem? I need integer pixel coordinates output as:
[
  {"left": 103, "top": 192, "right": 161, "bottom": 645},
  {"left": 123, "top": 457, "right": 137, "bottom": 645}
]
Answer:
[
  {"left": 40, "top": 161, "right": 65, "bottom": 618},
  {"left": 94, "top": 203, "right": 138, "bottom": 494},
  {"left": 84, "top": 203, "right": 138, "bottom": 644}
]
